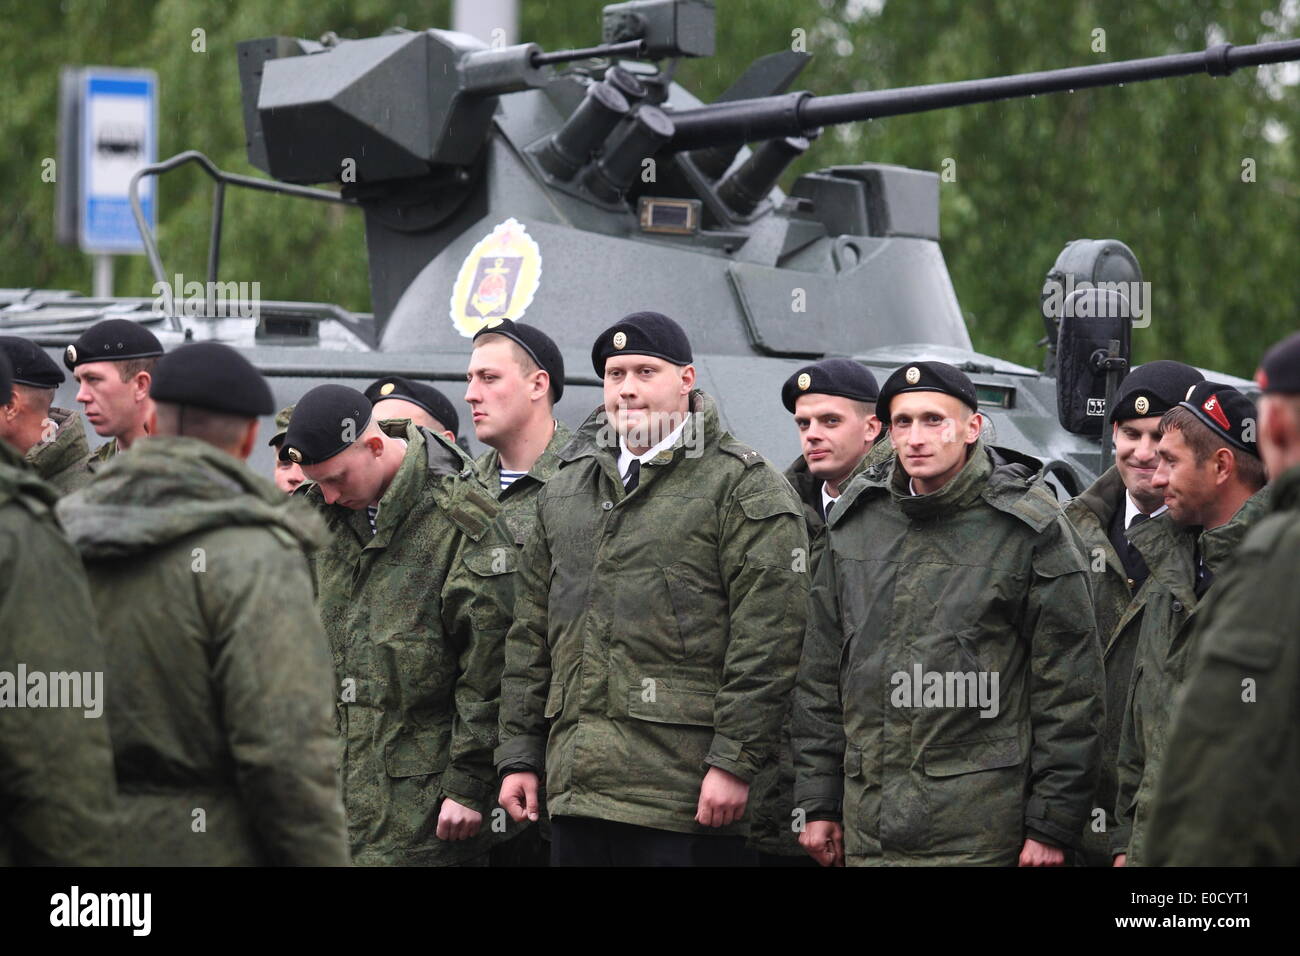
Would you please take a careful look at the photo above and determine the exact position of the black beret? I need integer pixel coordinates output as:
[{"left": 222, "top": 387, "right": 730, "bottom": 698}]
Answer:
[
  {"left": 63, "top": 318, "right": 163, "bottom": 371},
  {"left": 365, "top": 376, "right": 460, "bottom": 436},
  {"left": 781, "top": 358, "right": 880, "bottom": 414},
  {"left": 1112, "top": 360, "right": 1204, "bottom": 423},
  {"left": 1176, "top": 381, "right": 1259, "bottom": 459},
  {"left": 877, "top": 361, "right": 979, "bottom": 421},
  {"left": 0, "top": 350, "right": 11, "bottom": 405},
  {"left": 280, "top": 385, "right": 372, "bottom": 466},
  {"left": 1256, "top": 331, "right": 1300, "bottom": 395},
  {"left": 267, "top": 404, "right": 295, "bottom": 447},
  {"left": 473, "top": 318, "right": 566, "bottom": 402},
  {"left": 591, "top": 311, "right": 692, "bottom": 377},
  {"left": 150, "top": 342, "right": 275, "bottom": 418},
  {"left": 0, "top": 336, "right": 65, "bottom": 389}
]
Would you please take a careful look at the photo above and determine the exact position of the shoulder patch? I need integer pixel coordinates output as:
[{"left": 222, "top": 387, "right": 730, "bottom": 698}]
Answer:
[
  {"left": 737, "top": 488, "right": 801, "bottom": 522},
  {"left": 1031, "top": 519, "right": 1090, "bottom": 578},
  {"left": 446, "top": 481, "right": 502, "bottom": 541},
  {"left": 985, "top": 481, "right": 1060, "bottom": 533}
]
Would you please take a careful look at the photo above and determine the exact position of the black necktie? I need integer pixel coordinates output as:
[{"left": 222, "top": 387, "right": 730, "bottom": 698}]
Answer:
[
  {"left": 823, "top": 497, "right": 834, "bottom": 520},
  {"left": 1117, "top": 511, "right": 1150, "bottom": 588},
  {"left": 623, "top": 459, "right": 640, "bottom": 493}
]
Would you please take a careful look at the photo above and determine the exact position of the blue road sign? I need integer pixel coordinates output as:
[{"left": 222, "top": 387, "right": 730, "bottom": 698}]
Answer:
[{"left": 78, "top": 68, "right": 157, "bottom": 253}]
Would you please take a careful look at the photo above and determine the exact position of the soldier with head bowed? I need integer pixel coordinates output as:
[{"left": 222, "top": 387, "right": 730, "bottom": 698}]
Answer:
[
  {"left": 794, "top": 361, "right": 1103, "bottom": 866},
  {"left": 496, "top": 311, "right": 809, "bottom": 866},
  {"left": 0, "top": 336, "right": 92, "bottom": 495},
  {"left": 57, "top": 342, "right": 348, "bottom": 865},
  {"left": 64, "top": 319, "right": 164, "bottom": 472},
  {"left": 1146, "top": 332, "right": 1300, "bottom": 865},
  {"left": 1062, "top": 360, "right": 1203, "bottom": 865},
  {"left": 285, "top": 383, "right": 516, "bottom": 866},
  {"left": 1112, "top": 380, "right": 1269, "bottom": 866}
]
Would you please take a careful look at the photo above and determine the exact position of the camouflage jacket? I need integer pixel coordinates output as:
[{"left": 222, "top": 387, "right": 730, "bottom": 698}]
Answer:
[
  {"left": 1112, "top": 485, "right": 1271, "bottom": 864},
  {"left": 0, "top": 441, "right": 116, "bottom": 866},
  {"left": 793, "top": 441, "right": 1104, "bottom": 865},
  {"left": 748, "top": 441, "right": 890, "bottom": 857},
  {"left": 58, "top": 437, "right": 349, "bottom": 866},
  {"left": 86, "top": 435, "right": 117, "bottom": 474},
  {"left": 1145, "top": 465, "right": 1300, "bottom": 865},
  {"left": 473, "top": 419, "right": 573, "bottom": 546},
  {"left": 496, "top": 389, "right": 809, "bottom": 837},
  {"left": 1063, "top": 465, "right": 1152, "bottom": 865},
  {"left": 301, "top": 421, "right": 516, "bottom": 865},
  {"left": 25, "top": 406, "right": 92, "bottom": 496}
]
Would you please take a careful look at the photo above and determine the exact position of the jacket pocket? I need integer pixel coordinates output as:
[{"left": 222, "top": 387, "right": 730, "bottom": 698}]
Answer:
[
  {"left": 626, "top": 685, "right": 715, "bottom": 726},
  {"left": 384, "top": 727, "right": 451, "bottom": 778},
  {"left": 622, "top": 685, "right": 715, "bottom": 803},
  {"left": 919, "top": 735, "right": 1025, "bottom": 853},
  {"left": 663, "top": 563, "right": 710, "bottom": 660},
  {"left": 544, "top": 681, "right": 564, "bottom": 719},
  {"left": 1202, "top": 628, "right": 1283, "bottom": 671},
  {"left": 841, "top": 743, "right": 881, "bottom": 857},
  {"left": 463, "top": 545, "right": 516, "bottom": 631},
  {"left": 923, "top": 735, "right": 1023, "bottom": 777}
]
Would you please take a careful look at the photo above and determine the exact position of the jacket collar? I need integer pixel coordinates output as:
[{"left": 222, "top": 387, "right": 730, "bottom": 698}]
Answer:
[
  {"left": 1199, "top": 484, "right": 1271, "bottom": 574},
  {"left": 890, "top": 439, "right": 993, "bottom": 521},
  {"left": 560, "top": 389, "right": 721, "bottom": 489}
]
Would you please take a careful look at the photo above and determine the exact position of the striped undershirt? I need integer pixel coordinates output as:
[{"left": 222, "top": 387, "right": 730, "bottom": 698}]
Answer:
[{"left": 499, "top": 469, "right": 527, "bottom": 491}]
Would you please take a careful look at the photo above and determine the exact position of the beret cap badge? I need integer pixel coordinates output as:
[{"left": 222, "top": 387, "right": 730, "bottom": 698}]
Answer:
[
  {"left": 797, "top": 372, "right": 811, "bottom": 391},
  {"left": 286, "top": 447, "right": 303, "bottom": 463},
  {"left": 379, "top": 382, "right": 395, "bottom": 396},
  {"left": 905, "top": 366, "right": 921, "bottom": 385},
  {"left": 1134, "top": 395, "right": 1150, "bottom": 415},
  {"left": 613, "top": 331, "right": 627, "bottom": 349}
]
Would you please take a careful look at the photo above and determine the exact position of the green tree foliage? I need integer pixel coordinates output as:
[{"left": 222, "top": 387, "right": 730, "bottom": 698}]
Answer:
[{"left": 1, "top": 0, "right": 1295, "bottom": 376}]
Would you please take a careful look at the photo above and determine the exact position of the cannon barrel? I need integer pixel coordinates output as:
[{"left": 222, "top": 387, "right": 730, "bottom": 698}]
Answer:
[{"left": 666, "top": 39, "right": 1300, "bottom": 152}]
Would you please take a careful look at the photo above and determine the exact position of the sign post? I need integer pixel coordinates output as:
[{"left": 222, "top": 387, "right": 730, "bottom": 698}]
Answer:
[{"left": 56, "top": 67, "right": 158, "bottom": 296}]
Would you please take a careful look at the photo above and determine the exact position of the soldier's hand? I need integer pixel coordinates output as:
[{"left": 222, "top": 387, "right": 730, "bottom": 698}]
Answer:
[
  {"left": 1112, "top": 853, "right": 1127, "bottom": 867},
  {"left": 498, "top": 771, "right": 540, "bottom": 823},
  {"left": 799, "top": 820, "right": 845, "bottom": 867},
  {"left": 695, "top": 766, "right": 749, "bottom": 827},
  {"left": 436, "top": 797, "right": 482, "bottom": 841},
  {"left": 1018, "top": 837, "right": 1066, "bottom": 866}
]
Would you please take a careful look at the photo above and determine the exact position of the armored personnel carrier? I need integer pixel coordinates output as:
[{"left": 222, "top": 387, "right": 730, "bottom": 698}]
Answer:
[{"left": 5, "top": 0, "right": 1296, "bottom": 489}]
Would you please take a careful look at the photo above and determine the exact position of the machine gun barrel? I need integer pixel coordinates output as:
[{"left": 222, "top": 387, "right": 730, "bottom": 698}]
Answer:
[{"left": 667, "top": 39, "right": 1300, "bottom": 151}]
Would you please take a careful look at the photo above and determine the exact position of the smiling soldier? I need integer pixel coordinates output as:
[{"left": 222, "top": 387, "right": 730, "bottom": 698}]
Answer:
[
  {"left": 794, "top": 360, "right": 1103, "bottom": 866},
  {"left": 1146, "top": 333, "right": 1300, "bottom": 865},
  {"left": 1063, "top": 360, "right": 1203, "bottom": 865},
  {"left": 1112, "top": 381, "right": 1268, "bottom": 866},
  {"left": 496, "top": 311, "right": 808, "bottom": 866}
]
